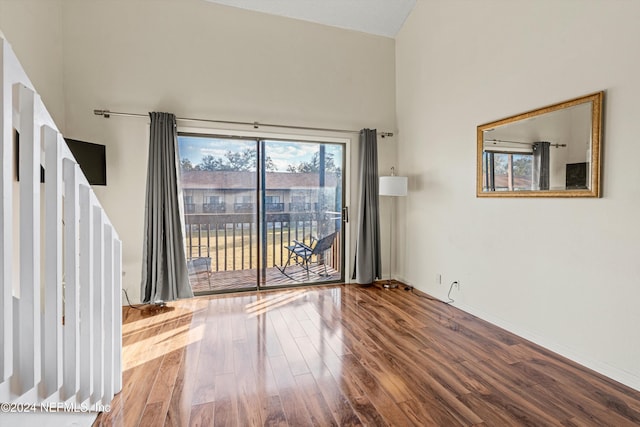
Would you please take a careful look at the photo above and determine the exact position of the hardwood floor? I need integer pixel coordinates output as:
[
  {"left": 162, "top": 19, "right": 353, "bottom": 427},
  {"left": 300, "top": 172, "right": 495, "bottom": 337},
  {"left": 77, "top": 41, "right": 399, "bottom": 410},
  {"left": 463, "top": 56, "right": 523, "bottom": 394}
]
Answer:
[{"left": 94, "top": 284, "right": 640, "bottom": 426}]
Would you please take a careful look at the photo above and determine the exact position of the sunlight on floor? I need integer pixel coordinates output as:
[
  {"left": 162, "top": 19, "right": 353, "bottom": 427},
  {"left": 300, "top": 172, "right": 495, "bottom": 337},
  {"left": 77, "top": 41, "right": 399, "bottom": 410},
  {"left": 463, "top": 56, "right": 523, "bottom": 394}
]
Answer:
[
  {"left": 122, "top": 304, "right": 207, "bottom": 371},
  {"left": 244, "top": 289, "right": 308, "bottom": 318}
]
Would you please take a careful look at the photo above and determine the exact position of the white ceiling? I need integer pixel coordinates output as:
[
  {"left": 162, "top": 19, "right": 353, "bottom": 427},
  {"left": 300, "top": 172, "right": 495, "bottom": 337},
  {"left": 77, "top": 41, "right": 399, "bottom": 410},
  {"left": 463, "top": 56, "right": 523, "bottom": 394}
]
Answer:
[{"left": 203, "top": 0, "right": 416, "bottom": 38}]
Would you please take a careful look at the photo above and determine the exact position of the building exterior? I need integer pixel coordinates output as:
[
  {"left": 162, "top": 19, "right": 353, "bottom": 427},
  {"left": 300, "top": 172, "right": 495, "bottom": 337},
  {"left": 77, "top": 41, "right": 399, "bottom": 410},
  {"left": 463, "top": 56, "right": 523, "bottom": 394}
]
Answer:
[{"left": 180, "top": 170, "right": 340, "bottom": 216}]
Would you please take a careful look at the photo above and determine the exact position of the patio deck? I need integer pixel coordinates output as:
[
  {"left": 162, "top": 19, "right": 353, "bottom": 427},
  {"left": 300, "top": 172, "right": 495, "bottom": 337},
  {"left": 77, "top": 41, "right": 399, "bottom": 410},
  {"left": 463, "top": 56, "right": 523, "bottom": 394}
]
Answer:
[{"left": 189, "top": 264, "right": 341, "bottom": 293}]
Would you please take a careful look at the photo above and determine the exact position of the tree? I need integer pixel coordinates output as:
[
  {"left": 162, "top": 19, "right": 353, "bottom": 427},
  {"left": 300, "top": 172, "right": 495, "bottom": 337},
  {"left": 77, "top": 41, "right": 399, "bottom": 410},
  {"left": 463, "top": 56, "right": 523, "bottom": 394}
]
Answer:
[
  {"left": 513, "top": 155, "right": 532, "bottom": 178},
  {"left": 493, "top": 154, "right": 508, "bottom": 175},
  {"left": 199, "top": 154, "right": 226, "bottom": 171},
  {"left": 180, "top": 158, "right": 195, "bottom": 171},
  {"left": 265, "top": 156, "right": 277, "bottom": 172},
  {"left": 225, "top": 149, "right": 254, "bottom": 171},
  {"left": 185, "top": 148, "right": 277, "bottom": 172},
  {"left": 287, "top": 151, "right": 340, "bottom": 174},
  {"left": 225, "top": 148, "right": 277, "bottom": 171}
]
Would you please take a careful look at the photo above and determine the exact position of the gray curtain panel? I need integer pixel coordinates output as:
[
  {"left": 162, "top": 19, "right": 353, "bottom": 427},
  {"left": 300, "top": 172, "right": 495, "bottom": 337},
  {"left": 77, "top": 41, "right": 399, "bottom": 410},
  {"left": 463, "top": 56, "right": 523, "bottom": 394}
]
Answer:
[
  {"left": 532, "top": 141, "right": 550, "bottom": 190},
  {"left": 140, "top": 112, "right": 193, "bottom": 303},
  {"left": 352, "top": 128, "right": 382, "bottom": 284}
]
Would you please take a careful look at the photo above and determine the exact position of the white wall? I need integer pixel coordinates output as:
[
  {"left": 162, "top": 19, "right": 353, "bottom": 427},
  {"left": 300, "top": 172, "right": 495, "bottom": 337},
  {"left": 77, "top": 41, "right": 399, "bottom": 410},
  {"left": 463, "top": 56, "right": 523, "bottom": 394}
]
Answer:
[
  {"left": 0, "top": 0, "right": 65, "bottom": 130},
  {"left": 59, "top": 0, "right": 397, "bottom": 302},
  {"left": 396, "top": 0, "right": 640, "bottom": 390}
]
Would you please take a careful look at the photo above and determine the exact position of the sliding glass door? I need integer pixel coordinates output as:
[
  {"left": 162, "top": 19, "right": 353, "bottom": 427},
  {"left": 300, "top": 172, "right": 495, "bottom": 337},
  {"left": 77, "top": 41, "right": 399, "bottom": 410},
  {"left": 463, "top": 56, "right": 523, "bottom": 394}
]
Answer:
[
  {"left": 178, "top": 136, "right": 258, "bottom": 293},
  {"left": 177, "top": 134, "right": 345, "bottom": 294},
  {"left": 262, "top": 140, "right": 344, "bottom": 288}
]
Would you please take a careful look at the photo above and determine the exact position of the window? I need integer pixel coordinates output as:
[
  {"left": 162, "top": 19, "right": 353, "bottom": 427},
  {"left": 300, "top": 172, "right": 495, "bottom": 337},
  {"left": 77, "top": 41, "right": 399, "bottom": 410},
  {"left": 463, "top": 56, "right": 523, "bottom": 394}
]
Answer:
[
  {"left": 265, "top": 195, "right": 280, "bottom": 203},
  {"left": 265, "top": 195, "right": 283, "bottom": 212},
  {"left": 183, "top": 195, "right": 195, "bottom": 213},
  {"left": 203, "top": 195, "right": 225, "bottom": 213},
  {"left": 289, "top": 195, "right": 309, "bottom": 211},
  {"left": 483, "top": 152, "right": 533, "bottom": 191},
  {"left": 234, "top": 195, "right": 253, "bottom": 213}
]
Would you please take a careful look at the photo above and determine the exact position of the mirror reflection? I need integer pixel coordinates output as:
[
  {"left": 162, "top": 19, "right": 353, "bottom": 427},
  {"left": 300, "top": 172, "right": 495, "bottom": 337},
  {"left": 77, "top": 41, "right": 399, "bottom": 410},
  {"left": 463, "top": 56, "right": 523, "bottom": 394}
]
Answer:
[{"left": 477, "top": 92, "right": 603, "bottom": 197}]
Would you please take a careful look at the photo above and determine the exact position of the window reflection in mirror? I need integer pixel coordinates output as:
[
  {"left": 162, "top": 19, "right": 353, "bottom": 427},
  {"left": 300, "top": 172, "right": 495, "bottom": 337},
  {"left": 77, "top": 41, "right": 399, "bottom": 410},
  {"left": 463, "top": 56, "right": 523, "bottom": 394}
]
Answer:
[
  {"left": 477, "top": 92, "right": 603, "bottom": 198},
  {"left": 483, "top": 152, "right": 533, "bottom": 191}
]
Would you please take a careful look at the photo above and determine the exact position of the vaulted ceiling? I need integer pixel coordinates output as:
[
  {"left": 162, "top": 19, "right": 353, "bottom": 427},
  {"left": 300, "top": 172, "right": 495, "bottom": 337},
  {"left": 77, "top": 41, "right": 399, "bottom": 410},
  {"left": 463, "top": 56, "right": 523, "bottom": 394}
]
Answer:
[{"left": 204, "top": 0, "right": 416, "bottom": 38}]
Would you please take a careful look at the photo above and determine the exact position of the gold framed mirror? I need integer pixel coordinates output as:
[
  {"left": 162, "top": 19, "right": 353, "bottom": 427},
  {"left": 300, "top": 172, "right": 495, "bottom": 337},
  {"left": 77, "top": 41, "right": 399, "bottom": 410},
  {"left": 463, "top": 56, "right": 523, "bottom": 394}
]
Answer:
[{"left": 477, "top": 91, "right": 603, "bottom": 197}]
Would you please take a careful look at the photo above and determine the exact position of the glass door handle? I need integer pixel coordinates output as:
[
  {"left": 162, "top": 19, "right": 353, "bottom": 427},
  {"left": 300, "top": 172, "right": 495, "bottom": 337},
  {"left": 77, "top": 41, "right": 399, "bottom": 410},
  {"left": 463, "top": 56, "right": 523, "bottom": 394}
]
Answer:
[{"left": 342, "top": 206, "right": 349, "bottom": 223}]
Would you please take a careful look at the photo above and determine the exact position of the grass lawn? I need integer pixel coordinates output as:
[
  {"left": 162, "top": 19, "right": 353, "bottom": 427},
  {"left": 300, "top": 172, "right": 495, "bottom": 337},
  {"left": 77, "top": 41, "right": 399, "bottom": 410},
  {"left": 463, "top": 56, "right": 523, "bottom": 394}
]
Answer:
[{"left": 186, "top": 226, "right": 319, "bottom": 271}]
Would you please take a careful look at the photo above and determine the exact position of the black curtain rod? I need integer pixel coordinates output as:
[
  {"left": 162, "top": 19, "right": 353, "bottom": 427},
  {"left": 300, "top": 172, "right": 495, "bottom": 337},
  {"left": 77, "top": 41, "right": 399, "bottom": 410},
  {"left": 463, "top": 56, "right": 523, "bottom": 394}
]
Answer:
[
  {"left": 485, "top": 138, "right": 566, "bottom": 148},
  {"left": 93, "top": 109, "right": 394, "bottom": 138}
]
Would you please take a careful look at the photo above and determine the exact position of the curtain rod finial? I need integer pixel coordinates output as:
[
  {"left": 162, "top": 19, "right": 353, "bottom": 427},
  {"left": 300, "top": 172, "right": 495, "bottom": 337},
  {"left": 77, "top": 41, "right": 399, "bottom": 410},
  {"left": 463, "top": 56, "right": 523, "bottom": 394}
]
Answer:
[{"left": 94, "top": 109, "right": 111, "bottom": 118}]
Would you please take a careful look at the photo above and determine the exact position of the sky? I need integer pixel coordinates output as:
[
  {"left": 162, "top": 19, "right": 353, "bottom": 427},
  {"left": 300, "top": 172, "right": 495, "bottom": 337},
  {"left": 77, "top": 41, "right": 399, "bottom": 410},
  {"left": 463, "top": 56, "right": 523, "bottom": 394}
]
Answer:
[{"left": 177, "top": 135, "right": 343, "bottom": 172}]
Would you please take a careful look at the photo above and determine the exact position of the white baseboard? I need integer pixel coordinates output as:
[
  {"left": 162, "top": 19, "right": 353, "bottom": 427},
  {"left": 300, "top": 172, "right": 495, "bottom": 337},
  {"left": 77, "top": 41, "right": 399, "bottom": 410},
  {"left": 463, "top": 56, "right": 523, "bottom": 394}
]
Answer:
[
  {"left": 454, "top": 301, "right": 640, "bottom": 393},
  {"left": 393, "top": 277, "right": 640, "bottom": 392}
]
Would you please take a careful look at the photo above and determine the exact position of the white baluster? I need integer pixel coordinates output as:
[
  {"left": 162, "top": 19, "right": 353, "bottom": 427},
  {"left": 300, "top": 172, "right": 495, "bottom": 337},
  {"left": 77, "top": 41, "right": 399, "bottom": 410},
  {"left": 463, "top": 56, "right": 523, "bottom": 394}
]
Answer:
[
  {"left": 78, "top": 184, "right": 94, "bottom": 402},
  {"left": 16, "top": 84, "right": 41, "bottom": 396},
  {"left": 114, "top": 239, "right": 123, "bottom": 393},
  {"left": 92, "top": 203, "right": 104, "bottom": 405},
  {"left": 0, "top": 36, "right": 14, "bottom": 394},
  {"left": 62, "top": 159, "right": 80, "bottom": 399},
  {"left": 42, "top": 126, "right": 63, "bottom": 398},
  {"left": 103, "top": 224, "right": 115, "bottom": 403}
]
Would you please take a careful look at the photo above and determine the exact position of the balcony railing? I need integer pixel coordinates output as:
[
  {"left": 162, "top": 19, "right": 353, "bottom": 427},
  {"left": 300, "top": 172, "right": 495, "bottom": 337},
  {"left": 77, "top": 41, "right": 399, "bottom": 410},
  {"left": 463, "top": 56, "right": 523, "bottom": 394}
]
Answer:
[
  {"left": 234, "top": 202, "right": 254, "bottom": 213},
  {"left": 265, "top": 202, "right": 285, "bottom": 212},
  {"left": 203, "top": 203, "right": 226, "bottom": 213},
  {"left": 289, "top": 202, "right": 318, "bottom": 212},
  {"left": 188, "top": 202, "right": 321, "bottom": 214},
  {"left": 184, "top": 213, "right": 341, "bottom": 281},
  {"left": 290, "top": 202, "right": 309, "bottom": 211}
]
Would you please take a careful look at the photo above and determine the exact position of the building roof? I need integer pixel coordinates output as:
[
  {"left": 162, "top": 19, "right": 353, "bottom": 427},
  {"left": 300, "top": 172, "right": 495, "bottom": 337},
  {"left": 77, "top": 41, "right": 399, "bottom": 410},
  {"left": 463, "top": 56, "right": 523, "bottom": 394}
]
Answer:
[{"left": 180, "top": 170, "right": 339, "bottom": 190}]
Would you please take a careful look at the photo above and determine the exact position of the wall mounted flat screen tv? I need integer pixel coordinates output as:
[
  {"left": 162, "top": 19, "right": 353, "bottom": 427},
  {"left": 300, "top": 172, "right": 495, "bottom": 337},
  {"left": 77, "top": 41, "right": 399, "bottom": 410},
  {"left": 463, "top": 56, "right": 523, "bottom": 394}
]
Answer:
[{"left": 65, "top": 138, "right": 107, "bottom": 186}]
